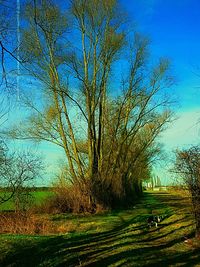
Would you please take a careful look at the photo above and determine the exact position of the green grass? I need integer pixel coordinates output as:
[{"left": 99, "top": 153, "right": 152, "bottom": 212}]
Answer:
[
  {"left": 0, "top": 191, "right": 200, "bottom": 267},
  {"left": 0, "top": 190, "right": 53, "bottom": 211}
]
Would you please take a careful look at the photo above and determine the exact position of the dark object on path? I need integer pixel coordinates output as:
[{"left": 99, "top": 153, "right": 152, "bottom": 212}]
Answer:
[{"left": 147, "top": 215, "right": 163, "bottom": 228}]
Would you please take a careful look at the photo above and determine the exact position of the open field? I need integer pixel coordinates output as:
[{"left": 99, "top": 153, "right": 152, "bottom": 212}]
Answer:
[
  {"left": 0, "top": 191, "right": 200, "bottom": 267},
  {"left": 0, "top": 190, "right": 53, "bottom": 211}
]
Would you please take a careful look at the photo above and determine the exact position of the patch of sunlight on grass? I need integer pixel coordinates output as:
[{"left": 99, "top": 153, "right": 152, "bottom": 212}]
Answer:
[{"left": 110, "top": 258, "right": 127, "bottom": 266}]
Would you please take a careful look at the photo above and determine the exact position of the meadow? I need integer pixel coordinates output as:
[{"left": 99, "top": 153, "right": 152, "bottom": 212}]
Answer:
[
  {"left": 0, "top": 191, "right": 199, "bottom": 267},
  {"left": 0, "top": 190, "right": 53, "bottom": 211}
]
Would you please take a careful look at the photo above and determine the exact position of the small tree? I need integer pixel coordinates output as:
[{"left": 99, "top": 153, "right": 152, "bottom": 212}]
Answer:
[
  {"left": 0, "top": 145, "right": 44, "bottom": 212},
  {"left": 174, "top": 146, "right": 200, "bottom": 238}
]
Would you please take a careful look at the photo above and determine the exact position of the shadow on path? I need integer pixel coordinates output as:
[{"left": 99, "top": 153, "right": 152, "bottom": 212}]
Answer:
[{"left": 1, "top": 192, "right": 199, "bottom": 267}]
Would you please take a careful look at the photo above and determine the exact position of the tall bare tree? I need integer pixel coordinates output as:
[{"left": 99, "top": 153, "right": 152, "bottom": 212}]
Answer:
[{"left": 9, "top": 0, "right": 174, "bottom": 209}]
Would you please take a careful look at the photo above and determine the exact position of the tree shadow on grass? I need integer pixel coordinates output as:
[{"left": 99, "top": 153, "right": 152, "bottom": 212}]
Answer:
[
  {"left": 152, "top": 192, "right": 192, "bottom": 214},
  {"left": 1, "top": 192, "right": 199, "bottom": 267},
  {"left": 1, "top": 215, "right": 143, "bottom": 267},
  {"left": 1, "top": 220, "right": 199, "bottom": 267}
]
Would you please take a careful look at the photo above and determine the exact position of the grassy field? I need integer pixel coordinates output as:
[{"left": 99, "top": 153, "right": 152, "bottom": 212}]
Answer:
[
  {"left": 0, "top": 191, "right": 200, "bottom": 267},
  {"left": 0, "top": 190, "right": 53, "bottom": 211}
]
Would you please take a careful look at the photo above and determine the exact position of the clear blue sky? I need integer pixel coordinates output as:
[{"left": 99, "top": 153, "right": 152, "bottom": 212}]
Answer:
[
  {"left": 4, "top": 0, "right": 200, "bottom": 185},
  {"left": 122, "top": 0, "right": 200, "bottom": 184},
  {"left": 122, "top": 0, "right": 200, "bottom": 107}
]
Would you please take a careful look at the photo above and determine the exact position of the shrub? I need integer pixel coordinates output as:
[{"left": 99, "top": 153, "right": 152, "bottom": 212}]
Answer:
[{"left": 38, "top": 179, "right": 104, "bottom": 214}]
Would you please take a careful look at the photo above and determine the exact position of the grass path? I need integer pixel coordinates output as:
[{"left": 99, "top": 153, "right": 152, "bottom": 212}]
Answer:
[{"left": 0, "top": 191, "right": 199, "bottom": 266}]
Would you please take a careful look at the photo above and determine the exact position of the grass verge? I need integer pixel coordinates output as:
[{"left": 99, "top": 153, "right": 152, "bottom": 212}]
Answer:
[{"left": 0, "top": 191, "right": 199, "bottom": 267}]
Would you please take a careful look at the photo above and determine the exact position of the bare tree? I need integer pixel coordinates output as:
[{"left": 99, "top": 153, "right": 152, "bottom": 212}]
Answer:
[
  {"left": 173, "top": 146, "right": 200, "bottom": 239},
  {"left": 0, "top": 0, "right": 21, "bottom": 88},
  {"left": 0, "top": 146, "right": 44, "bottom": 211},
  {"left": 8, "top": 0, "right": 174, "bottom": 209}
]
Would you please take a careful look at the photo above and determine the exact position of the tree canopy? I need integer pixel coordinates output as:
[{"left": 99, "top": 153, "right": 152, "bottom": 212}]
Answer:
[{"left": 9, "top": 0, "right": 174, "bottom": 209}]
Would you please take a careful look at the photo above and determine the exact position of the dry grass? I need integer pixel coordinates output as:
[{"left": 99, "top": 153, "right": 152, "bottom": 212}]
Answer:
[
  {"left": 0, "top": 212, "right": 54, "bottom": 235},
  {"left": 0, "top": 211, "right": 98, "bottom": 235},
  {"left": 38, "top": 182, "right": 104, "bottom": 214},
  {"left": 0, "top": 211, "right": 86, "bottom": 235}
]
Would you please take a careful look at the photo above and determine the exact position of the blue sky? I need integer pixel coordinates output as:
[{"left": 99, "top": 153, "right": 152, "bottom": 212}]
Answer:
[
  {"left": 122, "top": 0, "right": 200, "bottom": 107},
  {"left": 3, "top": 0, "right": 200, "bottom": 185},
  {"left": 122, "top": 0, "right": 200, "bottom": 184}
]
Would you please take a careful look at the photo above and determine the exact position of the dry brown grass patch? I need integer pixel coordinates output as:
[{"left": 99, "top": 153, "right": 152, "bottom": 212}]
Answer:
[{"left": 0, "top": 212, "right": 77, "bottom": 235}]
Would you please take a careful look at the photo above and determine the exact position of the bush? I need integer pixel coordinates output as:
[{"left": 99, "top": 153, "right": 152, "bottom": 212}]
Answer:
[{"left": 38, "top": 180, "right": 104, "bottom": 214}]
